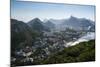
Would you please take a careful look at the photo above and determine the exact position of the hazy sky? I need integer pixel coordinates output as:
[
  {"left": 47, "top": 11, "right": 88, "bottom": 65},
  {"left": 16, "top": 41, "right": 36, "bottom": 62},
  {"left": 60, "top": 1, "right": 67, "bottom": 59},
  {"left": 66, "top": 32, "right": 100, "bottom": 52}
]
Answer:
[{"left": 11, "top": 0, "right": 95, "bottom": 22}]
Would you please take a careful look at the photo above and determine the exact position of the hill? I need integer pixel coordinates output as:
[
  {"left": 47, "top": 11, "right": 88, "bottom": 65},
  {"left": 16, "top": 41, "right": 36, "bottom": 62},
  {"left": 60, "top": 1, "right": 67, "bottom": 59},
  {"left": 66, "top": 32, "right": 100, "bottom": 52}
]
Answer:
[
  {"left": 41, "top": 40, "right": 95, "bottom": 64},
  {"left": 11, "top": 19, "right": 38, "bottom": 51}
]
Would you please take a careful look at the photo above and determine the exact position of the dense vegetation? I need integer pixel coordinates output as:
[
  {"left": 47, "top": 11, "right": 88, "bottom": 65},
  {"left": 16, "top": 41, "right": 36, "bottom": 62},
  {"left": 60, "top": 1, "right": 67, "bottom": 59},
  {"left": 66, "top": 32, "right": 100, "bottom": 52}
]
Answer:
[{"left": 40, "top": 40, "right": 95, "bottom": 64}]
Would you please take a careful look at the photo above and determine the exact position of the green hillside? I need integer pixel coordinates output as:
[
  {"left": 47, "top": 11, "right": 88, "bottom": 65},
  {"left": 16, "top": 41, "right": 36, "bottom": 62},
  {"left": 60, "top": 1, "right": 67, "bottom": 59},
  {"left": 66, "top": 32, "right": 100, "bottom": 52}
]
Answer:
[{"left": 41, "top": 40, "right": 95, "bottom": 64}]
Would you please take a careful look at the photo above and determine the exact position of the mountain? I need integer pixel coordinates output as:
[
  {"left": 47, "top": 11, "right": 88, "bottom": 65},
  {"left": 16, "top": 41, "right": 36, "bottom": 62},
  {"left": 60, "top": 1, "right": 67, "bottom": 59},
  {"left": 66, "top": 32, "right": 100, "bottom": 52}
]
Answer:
[
  {"left": 44, "top": 20, "right": 55, "bottom": 30},
  {"left": 48, "top": 19, "right": 65, "bottom": 25},
  {"left": 11, "top": 19, "right": 37, "bottom": 51},
  {"left": 27, "top": 18, "right": 44, "bottom": 32},
  {"left": 48, "top": 16, "right": 95, "bottom": 31},
  {"left": 62, "top": 16, "right": 95, "bottom": 31},
  {"left": 27, "top": 18, "right": 50, "bottom": 32}
]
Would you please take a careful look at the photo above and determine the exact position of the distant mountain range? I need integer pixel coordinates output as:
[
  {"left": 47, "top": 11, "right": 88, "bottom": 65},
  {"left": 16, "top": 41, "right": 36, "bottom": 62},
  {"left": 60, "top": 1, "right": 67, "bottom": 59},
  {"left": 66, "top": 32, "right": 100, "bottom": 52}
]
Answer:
[
  {"left": 11, "top": 16, "right": 95, "bottom": 33},
  {"left": 48, "top": 16, "right": 95, "bottom": 31},
  {"left": 11, "top": 16, "right": 95, "bottom": 51}
]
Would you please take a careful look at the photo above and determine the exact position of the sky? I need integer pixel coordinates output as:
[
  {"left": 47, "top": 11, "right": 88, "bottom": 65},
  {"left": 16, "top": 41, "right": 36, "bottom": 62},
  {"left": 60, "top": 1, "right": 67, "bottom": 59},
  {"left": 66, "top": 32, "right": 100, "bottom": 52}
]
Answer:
[{"left": 11, "top": 0, "right": 95, "bottom": 22}]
